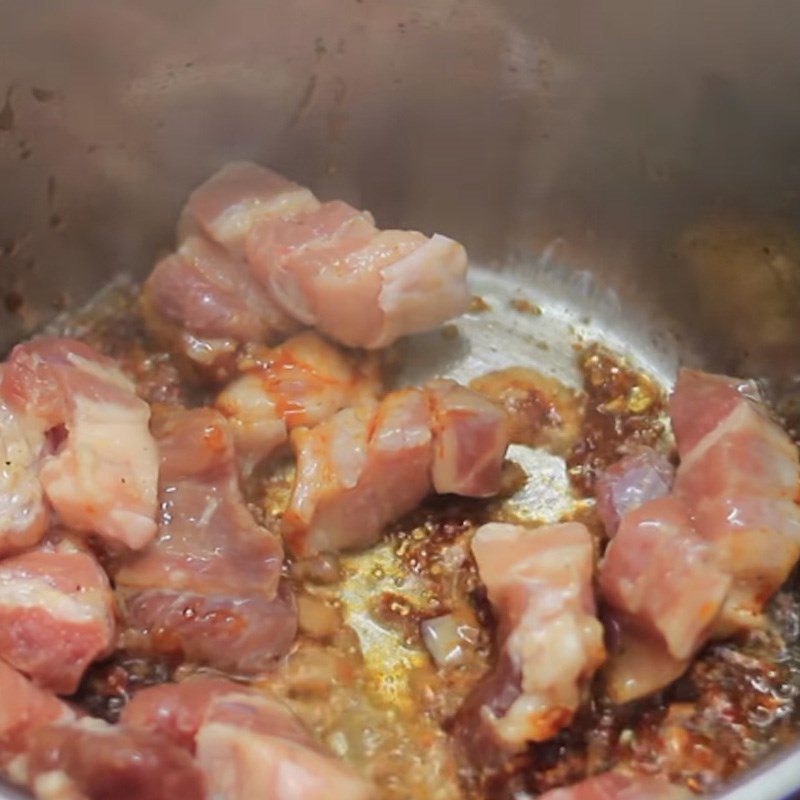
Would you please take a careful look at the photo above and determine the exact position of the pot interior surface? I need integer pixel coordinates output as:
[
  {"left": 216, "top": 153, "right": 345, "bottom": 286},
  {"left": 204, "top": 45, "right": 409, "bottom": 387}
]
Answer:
[{"left": 1, "top": 2, "right": 800, "bottom": 799}]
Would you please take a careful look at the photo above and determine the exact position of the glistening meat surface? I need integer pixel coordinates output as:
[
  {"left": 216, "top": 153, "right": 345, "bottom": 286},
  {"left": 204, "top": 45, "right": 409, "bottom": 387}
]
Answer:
[
  {"left": 215, "top": 331, "right": 382, "bottom": 471},
  {"left": 671, "top": 369, "right": 800, "bottom": 632},
  {"left": 0, "top": 534, "right": 116, "bottom": 695},
  {"left": 114, "top": 405, "right": 296, "bottom": 673},
  {"left": 284, "top": 381, "right": 509, "bottom": 556},
  {"left": 145, "top": 161, "right": 470, "bottom": 359},
  {"left": 599, "top": 368, "right": 800, "bottom": 701},
  {"left": 0, "top": 338, "right": 159, "bottom": 550},
  {"left": 124, "top": 678, "right": 374, "bottom": 800},
  {"left": 456, "top": 522, "right": 605, "bottom": 756},
  {"left": 141, "top": 235, "right": 299, "bottom": 382}
]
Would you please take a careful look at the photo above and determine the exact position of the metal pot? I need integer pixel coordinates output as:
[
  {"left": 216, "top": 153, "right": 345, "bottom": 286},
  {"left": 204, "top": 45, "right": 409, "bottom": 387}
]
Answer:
[{"left": 1, "top": 2, "right": 799, "bottom": 798}]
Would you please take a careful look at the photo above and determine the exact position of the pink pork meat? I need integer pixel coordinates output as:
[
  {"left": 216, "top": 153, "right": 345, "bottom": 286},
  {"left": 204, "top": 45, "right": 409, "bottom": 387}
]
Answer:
[
  {"left": 114, "top": 406, "right": 296, "bottom": 673},
  {"left": 123, "top": 678, "right": 374, "bottom": 800},
  {"left": 141, "top": 235, "right": 300, "bottom": 382},
  {"left": 670, "top": 368, "right": 800, "bottom": 632},
  {"left": 0, "top": 337, "right": 159, "bottom": 550},
  {"left": 595, "top": 446, "right": 674, "bottom": 537},
  {"left": 0, "top": 534, "right": 116, "bottom": 695},
  {"left": 180, "top": 161, "right": 470, "bottom": 350},
  {"left": 283, "top": 382, "right": 509, "bottom": 556},
  {"left": 457, "top": 522, "right": 605, "bottom": 754}
]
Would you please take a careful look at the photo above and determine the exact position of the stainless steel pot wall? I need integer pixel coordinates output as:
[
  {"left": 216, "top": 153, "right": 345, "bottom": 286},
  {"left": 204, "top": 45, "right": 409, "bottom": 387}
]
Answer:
[{"left": 1, "top": 2, "right": 799, "bottom": 799}]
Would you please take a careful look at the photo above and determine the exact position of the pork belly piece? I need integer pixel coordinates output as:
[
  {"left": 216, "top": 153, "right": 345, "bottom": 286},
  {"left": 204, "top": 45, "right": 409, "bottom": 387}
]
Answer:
[
  {"left": 458, "top": 522, "right": 605, "bottom": 754},
  {"left": 0, "top": 660, "right": 75, "bottom": 777},
  {"left": 26, "top": 718, "right": 204, "bottom": 800},
  {"left": 0, "top": 534, "right": 116, "bottom": 695},
  {"left": 0, "top": 338, "right": 158, "bottom": 550},
  {"left": 141, "top": 235, "right": 300, "bottom": 382},
  {"left": 670, "top": 369, "right": 800, "bottom": 631},
  {"left": 284, "top": 389, "right": 432, "bottom": 556},
  {"left": 426, "top": 378, "right": 509, "bottom": 497},
  {"left": 0, "top": 400, "right": 48, "bottom": 555},
  {"left": 215, "top": 331, "right": 382, "bottom": 471},
  {"left": 252, "top": 225, "right": 469, "bottom": 349},
  {"left": 595, "top": 446, "right": 674, "bottom": 537},
  {"left": 123, "top": 679, "right": 373, "bottom": 800},
  {"left": 599, "top": 497, "right": 729, "bottom": 660},
  {"left": 180, "top": 160, "right": 469, "bottom": 349},
  {"left": 114, "top": 406, "right": 296, "bottom": 673},
  {"left": 598, "top": 496, "right": 731, "bottom": 703},
  {"left": 284, "top": 382, "right": 510, "bottom": 556},
  {"left": 537, "top": 770, "right": 690, "bottom": 800},
  {"left": 179, "top": 161, "right": 319, "bottom": 254}
]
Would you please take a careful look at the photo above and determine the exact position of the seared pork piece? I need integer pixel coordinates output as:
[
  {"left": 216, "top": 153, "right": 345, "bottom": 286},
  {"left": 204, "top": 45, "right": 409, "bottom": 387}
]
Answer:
[
  {"left": 26, "top": 719, "right": 204, "bottom": 800},
  {"left": 427, "top": 378, "right": 510, "bottom": 497},
  {"left": 0, "top": 534, "right": 116, "bottom": 694},
  {"left": 215, "top": 331, "right": 382, "bottom": 471},
  {"left": 170, "top": 161, "right": 470, "bottom": 351},
  {"left": 284, "top": 382, "right": 510, "bottom": 556},
  {"left": 469, "top": 366, "right": 584, "bottom": 455},
  {"left": 124, "top": 678, "right": 374, "bottom": 800},
  {"left": 537, "top": 770, "right": 690, "bottom": 799},
  {"left": 595, "top": 446, "right": 674, "bottom": 537},
  {"left": 598, "top": 497, "right": 730, "bottom": 702},
  {"left": 115, "top": 406, "right": 296, "bottom": 673},
  {"left": 285, "top": 389, "right": 432, "bottom": 557},
  {"left": 0, "top": 660, "right": 74, "bottom": 778},
  {"left": 457, "top": 523, "right": 605, "bottom": 754},
  {"left": 141, "top": 235, "right": 300, "bottom": 382},
  {"left": 0, "top": 338, "right": 158, "bottom": 550},
  {"left": 670, "top": 369, "right": 800, "bottom": 632}
]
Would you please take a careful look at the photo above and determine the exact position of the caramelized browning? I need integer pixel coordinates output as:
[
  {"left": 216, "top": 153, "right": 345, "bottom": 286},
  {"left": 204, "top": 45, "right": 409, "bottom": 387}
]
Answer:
[{"left": 567, "top": 345, "right": 666, "bottom": 494}]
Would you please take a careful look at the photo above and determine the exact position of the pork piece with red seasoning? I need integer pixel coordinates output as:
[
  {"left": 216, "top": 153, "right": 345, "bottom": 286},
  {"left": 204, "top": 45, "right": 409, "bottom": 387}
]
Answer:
[
  {"left": 215, "top": 331, "right": 382, "bottom": 471},
  {"left": 595, "top": 446, "right": 674, "bottom": 537},
  {"left": 457, "top": 522, "right": 605, "bottom": 755},
  {"left": 141, "top": 235, "right": 300, "bottom": 382},
  {"left": 123, "top": 678, "right": 374, "bottom": 800},
  {"left": 537, "top": 770, "right": 691, "bottom": 800},
  {"left": 0, "top": 533, "right": 116, "bottom": 695},
  {"left": 0, "top": 660, "right": 75, "bottom": 781},
  {"left": 182, "top": 161, "right": 470, "bottom": 350},
  {"left": 0, "top": 337, "right": 158, "bottom": 550},
  {"left": 670, "top": 368, "right": 800, "bottom": 632},
  {"left": 26, "top": 718, "right": 204, "bottom": 800},
  {"left": 114, "top": 405, "right": 296, "bottom": 673},
  {"left": 284, "top": 382, "right": 509, "bottom": 556},
  {"left": 598, "top": 497, "right": 731, "bottom": 702},
  {"left": 284, "top": 389, "right": 432, "bottom": 557}
]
